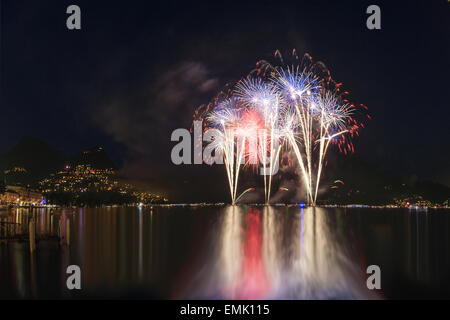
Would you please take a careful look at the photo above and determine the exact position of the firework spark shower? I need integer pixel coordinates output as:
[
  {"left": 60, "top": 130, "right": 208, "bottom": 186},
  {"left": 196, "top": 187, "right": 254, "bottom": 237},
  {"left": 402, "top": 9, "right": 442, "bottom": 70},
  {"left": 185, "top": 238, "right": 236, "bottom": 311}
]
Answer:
[{"left": 197, "top": 50, "right": 368, "bottom": 205}]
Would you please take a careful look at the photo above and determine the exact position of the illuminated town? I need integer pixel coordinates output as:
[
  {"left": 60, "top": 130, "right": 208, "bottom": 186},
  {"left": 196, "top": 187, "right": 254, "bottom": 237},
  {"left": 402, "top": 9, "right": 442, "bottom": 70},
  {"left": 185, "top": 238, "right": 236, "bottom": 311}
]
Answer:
[
  {"left": 0, "top": 148, "right": 167, "bottom": 207},
  {"left": 38, "top": 164, "right": 167, "bottom": 206}
]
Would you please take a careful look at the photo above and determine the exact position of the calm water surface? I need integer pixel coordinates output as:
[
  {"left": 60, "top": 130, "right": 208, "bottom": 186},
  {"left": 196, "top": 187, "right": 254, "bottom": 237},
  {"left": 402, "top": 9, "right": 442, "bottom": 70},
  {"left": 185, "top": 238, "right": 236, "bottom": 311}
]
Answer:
[{"left": 0, "top": 206, "right": 449, "bottom": 299}]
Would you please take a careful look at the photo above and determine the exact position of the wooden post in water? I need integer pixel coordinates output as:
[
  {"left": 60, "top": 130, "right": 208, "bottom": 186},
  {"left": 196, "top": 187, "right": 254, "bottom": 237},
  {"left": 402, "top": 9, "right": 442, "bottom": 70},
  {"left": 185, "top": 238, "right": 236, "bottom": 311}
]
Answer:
[
  {"left": 66, "top": 219, "right": 70, "bottom": 246},
  {"left": 29, "top": 220, "right": 36, "bottom": 253}
]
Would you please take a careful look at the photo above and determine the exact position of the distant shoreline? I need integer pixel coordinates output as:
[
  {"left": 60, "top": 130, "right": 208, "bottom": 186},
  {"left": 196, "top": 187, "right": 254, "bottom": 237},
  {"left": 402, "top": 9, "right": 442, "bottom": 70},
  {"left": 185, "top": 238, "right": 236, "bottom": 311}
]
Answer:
[{"left": 1, "top": 203, "right": 448, "bottom": 210}]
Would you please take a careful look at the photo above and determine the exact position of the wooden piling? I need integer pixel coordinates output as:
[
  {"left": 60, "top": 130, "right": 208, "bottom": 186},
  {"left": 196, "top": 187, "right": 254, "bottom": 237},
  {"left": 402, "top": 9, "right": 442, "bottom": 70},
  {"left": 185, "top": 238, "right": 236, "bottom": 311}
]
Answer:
[
  {"left": 29, "top": 220, "right": 36, "bottom": 253},
  {"left": 66, "top": 219, "right": 70, "bottom": 246}
]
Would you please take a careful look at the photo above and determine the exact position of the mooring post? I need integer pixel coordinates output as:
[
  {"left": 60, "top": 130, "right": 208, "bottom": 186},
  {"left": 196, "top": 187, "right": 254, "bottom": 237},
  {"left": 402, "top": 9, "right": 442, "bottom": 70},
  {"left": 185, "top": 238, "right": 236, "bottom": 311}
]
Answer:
[
  {"left": 50, "top": 215, "right": 53, "bottom": 234},
  {"left": 29, "top": 220, "right": 36, "bottom": 253},
  {"left": 66, "top": 219, "right": 70, "bottom": 246}
]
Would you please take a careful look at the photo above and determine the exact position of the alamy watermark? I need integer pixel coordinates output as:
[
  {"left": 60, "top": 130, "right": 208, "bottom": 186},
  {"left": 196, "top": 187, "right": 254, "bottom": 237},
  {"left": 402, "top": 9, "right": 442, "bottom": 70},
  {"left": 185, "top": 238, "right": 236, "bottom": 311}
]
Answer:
[
  {"left": 66, "top": 5, "right": 81, "bottom": 30},
  {"left": 66, "top": 265, "right": 81, "bottom": 290},
  {"left": 366, "top": 5, "right": 381, "bottom": 30},
  {"left": 366, "top": 265, "right": 381, "bottom": 290},
  {"left": 170, "top": 121, "right": 281, "bottom": 175}
]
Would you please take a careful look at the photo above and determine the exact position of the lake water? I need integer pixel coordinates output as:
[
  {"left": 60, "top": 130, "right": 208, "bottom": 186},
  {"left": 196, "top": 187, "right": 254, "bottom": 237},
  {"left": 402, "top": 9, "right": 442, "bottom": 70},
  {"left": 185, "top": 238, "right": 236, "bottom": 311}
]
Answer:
[{"left": 1, "top": 206, "right": 449, "bottom": 299}]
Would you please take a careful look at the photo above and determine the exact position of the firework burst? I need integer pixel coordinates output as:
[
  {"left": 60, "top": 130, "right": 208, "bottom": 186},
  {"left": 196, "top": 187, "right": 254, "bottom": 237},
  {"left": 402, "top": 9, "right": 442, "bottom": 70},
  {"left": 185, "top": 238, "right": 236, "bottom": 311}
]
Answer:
[{"left": 197, "top": 50, "right": 368, "bottom": 205}]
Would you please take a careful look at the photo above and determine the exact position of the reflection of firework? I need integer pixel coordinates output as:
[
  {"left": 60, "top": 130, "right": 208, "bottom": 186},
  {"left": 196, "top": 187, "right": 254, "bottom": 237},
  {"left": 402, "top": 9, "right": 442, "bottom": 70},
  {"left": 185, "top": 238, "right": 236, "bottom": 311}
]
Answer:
[
  {"left": 197, "top": 50, "right": 368, "bottom": 205},
  {"left": 237, "top": 208, "right": 270, "bottom": 299}
]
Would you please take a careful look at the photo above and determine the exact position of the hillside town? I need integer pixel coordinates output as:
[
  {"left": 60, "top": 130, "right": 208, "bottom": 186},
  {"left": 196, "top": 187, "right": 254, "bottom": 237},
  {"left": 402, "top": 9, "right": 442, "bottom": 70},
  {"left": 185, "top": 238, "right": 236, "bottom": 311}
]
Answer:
[
  {"left": 0, "top": 142, "right": 168, "bottom": 207},
  {"left": 0, "top": 164, "right": 167, "bottom": 207}
]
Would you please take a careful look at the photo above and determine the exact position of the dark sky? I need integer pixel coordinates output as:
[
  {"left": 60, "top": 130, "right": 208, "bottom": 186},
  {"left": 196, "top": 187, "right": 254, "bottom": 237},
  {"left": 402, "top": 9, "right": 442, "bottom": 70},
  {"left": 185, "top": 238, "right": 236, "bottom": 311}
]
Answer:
[{"left": 1, "top": 0, "right": 449, "bottom": 200}]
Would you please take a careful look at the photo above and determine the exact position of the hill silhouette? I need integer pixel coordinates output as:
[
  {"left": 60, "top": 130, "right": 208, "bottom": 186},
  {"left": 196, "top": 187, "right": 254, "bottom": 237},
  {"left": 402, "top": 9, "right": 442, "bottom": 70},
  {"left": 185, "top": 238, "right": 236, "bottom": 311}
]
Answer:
[
  {"left": 0, "top": 137, "right": 116, "bottom": 187},
  {"left": 318, "top": 151, "right": 449, "bottom": 204},
  {"left": 67, "top": 146, "right": 116, "bottom": 170}
]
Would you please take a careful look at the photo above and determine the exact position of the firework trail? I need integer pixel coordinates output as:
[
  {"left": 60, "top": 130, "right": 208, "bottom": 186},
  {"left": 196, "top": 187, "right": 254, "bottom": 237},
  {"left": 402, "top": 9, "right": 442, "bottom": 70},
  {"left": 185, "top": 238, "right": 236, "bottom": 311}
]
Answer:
[
  {"left": 207, "top": 98, "right": 247, "bottom": 205},
  {"left": 270, "top": 61, "right": 320, "bottom": 204},
  {"left": 234, "top": 78, "right": 283, "bottom": 204}
]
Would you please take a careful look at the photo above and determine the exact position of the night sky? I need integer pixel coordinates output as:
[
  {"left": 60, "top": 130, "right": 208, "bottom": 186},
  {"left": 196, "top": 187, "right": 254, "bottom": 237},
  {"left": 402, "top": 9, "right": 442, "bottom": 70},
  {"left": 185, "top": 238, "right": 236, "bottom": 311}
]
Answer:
[{"left": 1, "top": 0, "right": 449, "bottom": 200}]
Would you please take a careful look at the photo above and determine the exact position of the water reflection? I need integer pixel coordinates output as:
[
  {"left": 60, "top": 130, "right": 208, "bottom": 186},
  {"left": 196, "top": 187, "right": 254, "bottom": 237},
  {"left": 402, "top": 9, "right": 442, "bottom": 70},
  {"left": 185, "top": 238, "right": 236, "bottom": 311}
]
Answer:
[
  {"left": 207, "top": 206, "right": 376, "bottom": 299},
  {"left": 1, "top": 206, "right": 449, "bottom": 299},
  {"left": 219, "top": 205, "right": 242, "bottom": 298}
]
